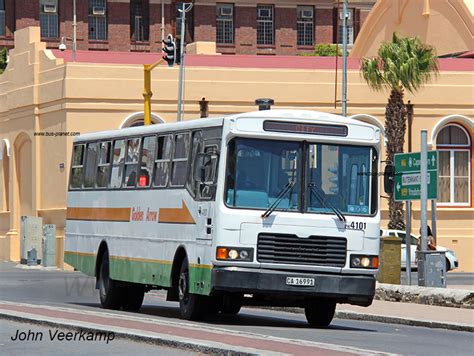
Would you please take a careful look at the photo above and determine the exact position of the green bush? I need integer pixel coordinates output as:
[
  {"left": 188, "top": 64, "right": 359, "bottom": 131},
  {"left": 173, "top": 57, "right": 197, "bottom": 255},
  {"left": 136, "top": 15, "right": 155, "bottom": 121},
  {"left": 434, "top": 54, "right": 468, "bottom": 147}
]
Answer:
[
  {"left": 0, "top": 48, "right": 7, "bottom": 74},
  {"left": 299, "top": 44, "right": 343, "bottom": 57}
]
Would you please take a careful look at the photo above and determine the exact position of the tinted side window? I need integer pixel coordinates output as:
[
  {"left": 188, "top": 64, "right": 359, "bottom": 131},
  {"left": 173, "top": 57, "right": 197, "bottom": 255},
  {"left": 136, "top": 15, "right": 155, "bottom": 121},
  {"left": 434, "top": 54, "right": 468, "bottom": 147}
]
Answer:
[
  {"left": 96, "top": 141, "right": 112, "bottom": 188},
  {"left": 124, "top": 137, "right": 140, "bottom": 188},
  {"left": 170, "top": 133, "right": 190, "bottom": 187},
  {"left": 138, "top": 136, "right": 156, "bottom": 188},
  {"left": 70, "top": 144, "right": 85, "bottom": 189},
  {"left": 83, "top": 143, "right": 98, "bottom": 188},
  {"left": 110, "top": 139, "right": 126, "bottom": 188},
  {"left": 153, "top": 135, "right": 172, "bottom": 187}
]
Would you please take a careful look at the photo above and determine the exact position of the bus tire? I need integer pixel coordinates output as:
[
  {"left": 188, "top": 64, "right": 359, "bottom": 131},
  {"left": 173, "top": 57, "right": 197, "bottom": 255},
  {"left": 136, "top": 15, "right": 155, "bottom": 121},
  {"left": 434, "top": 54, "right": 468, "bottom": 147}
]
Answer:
[
  {"left": 121, "top": 285, "right": 145, "bottom": 312},
  {"left": 178, "top": 257, "right": 207, "bottom": 320},
  {"left": 304, "top": 299, "right": 336, "bottom": 328},
  {"left": 98, "top": 250, "right": 122, "bottom": 310}
]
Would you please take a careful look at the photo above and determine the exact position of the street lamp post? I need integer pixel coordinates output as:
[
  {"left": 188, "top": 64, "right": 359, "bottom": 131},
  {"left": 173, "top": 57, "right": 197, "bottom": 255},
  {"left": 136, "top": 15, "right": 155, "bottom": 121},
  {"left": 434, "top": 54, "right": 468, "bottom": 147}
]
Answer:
[
  {"left": 341, "top": 0, "right": 348, "bottom": 117},
  {"left": 177, "top": 2, "right": 193, "bottom": 122},
  {"left": 72, "top": 0, "right": 77, "bottom": 62}
]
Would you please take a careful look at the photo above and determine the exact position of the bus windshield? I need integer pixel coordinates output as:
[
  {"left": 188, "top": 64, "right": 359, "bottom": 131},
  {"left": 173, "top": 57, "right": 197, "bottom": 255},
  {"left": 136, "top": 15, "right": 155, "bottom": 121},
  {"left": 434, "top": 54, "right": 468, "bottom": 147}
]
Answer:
[
  {"left": 225, "top": 138, "right": 300, "bottom": 211},
  {"left": 225, "top": 138, "right": 375, "bottom": 216}
]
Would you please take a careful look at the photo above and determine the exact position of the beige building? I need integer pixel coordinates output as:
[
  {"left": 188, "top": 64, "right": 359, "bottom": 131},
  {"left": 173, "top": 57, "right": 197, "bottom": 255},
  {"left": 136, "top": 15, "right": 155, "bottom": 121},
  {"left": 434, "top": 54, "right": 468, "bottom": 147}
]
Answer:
[{"left": 0, "top": 19, "right": 472, "bottom": 269}]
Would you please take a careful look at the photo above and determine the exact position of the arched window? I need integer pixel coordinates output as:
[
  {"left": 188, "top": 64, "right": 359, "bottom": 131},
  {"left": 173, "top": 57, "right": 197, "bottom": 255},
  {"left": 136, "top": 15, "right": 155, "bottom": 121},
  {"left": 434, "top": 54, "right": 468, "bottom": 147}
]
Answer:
[{"left": 436, "top": 124, "right": 471, "bottom": 205}]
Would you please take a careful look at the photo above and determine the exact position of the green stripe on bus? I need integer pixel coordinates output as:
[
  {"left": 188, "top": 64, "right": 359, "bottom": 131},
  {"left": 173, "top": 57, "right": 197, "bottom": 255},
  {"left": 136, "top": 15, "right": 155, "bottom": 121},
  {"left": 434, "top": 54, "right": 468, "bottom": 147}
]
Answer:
[{"left": 65, "top": 252, "right": 212, "bottom": 296}]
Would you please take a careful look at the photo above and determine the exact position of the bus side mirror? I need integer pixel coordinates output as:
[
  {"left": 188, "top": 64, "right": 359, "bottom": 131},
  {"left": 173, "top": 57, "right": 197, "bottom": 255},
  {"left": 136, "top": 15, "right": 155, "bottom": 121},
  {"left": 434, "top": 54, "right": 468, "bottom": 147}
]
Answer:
[{"left": 384, "top": 163, "right": 394, "bottom": 194}]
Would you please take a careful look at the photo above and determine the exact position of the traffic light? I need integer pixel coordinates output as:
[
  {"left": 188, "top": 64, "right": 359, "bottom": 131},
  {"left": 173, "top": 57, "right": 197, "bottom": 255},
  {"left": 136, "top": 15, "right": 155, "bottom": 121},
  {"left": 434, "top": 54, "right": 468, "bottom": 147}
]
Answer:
[{"left": 162, "top": 34, "right": 176, "bottom": 67}]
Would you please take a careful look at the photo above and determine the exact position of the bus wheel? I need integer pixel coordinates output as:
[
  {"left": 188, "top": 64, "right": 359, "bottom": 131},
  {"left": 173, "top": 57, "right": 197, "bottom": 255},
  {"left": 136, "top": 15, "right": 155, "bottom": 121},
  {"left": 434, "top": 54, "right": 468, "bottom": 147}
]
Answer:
[
  {"left": 98, "top": 250, "right": 122, "bottom": 310},
  {"left": 304, "top": 299, "right": 336, "bottom": 328},
  {"left": 121, "top": 285, "right": 145, "bottom": 312},
  {"left": 178, "top": 258, "right": 206, "bottom": 320}
]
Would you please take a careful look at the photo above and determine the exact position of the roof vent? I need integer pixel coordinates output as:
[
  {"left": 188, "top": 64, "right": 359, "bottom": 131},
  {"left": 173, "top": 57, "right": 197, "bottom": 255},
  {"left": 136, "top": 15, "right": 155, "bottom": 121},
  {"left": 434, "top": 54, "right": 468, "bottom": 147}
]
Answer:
[{"left": 255, "top": 98, "right": 274, "bottom": 111}]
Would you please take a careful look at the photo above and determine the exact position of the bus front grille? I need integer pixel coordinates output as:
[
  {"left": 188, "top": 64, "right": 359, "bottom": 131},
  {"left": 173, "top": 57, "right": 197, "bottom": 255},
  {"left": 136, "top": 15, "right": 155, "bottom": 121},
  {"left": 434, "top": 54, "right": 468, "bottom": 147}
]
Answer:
[{"left": 257, "top": 233, "right": 347, "bottom": 267}]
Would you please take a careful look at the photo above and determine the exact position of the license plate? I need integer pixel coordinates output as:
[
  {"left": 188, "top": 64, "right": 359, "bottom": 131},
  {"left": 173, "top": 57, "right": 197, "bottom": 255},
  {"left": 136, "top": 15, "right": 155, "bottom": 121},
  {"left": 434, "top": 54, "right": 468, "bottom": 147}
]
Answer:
[{"left": 286, "top": 277, "right": 315, "bottom": 286}]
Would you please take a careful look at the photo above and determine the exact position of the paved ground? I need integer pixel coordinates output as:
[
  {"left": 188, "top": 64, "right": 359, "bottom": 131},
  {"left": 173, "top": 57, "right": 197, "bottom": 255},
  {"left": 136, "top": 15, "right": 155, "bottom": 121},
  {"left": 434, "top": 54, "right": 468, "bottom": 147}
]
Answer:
[
  {"left": 1, "top": 319, "right": 195, "bottom": 356},
  {"left": 1, "top": 262, "right": 473, "bottom": 355}
]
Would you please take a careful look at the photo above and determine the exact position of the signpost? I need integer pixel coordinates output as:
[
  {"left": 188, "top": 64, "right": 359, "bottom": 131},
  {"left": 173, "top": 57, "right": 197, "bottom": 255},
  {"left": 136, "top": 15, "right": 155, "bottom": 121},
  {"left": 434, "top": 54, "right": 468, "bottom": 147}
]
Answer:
[
  {"left": 394, "top": 151, "right": 438, "bottom": 202},
  {"left": 394, "top": 149, "right": 438, "bottom": 286}
]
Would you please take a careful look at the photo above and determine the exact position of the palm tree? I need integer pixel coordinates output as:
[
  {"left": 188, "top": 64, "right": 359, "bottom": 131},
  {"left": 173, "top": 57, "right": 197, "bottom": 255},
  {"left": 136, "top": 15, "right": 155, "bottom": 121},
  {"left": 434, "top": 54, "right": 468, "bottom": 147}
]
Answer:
[{"left": 361, "top": 33, "right": 438, "bottom": 229}]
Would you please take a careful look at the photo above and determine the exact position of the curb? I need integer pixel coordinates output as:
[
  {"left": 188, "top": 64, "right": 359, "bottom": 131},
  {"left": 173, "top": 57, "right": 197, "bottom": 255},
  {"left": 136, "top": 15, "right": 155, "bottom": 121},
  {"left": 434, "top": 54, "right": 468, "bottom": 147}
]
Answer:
[
  {"left": 0, "top": 312, "right": 258, "bottom": 356},
  {"left": 256, "top": 307, "right": 473, "bottom": 333}
]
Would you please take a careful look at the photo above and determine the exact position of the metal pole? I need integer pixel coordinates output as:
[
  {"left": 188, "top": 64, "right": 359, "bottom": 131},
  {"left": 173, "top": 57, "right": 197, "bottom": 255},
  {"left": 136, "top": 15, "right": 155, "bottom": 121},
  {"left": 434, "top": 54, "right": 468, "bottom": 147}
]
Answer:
[
  {"left": 419, "top": 130, "right": 428, "bottom": 286},
  {"left": 177, "top": 3, "right": 186, "bottom": 122},
  {"left": 431, "top": 199, "right": 437, "bottom": 242},
  {"left": 143, "top": 65, "right": 152, "bottom": 126},
  {"left": 161, "top": 0, "right": 165, "bottom": 43},
  {"left": 405, "top": 200, "right": 412, "bottom": 285},
  {"left": 341, "top": 0, "right": 348, "bottom": 116},
  {"left": 72, "top": 0, "right": 77, "bottom": 62}
]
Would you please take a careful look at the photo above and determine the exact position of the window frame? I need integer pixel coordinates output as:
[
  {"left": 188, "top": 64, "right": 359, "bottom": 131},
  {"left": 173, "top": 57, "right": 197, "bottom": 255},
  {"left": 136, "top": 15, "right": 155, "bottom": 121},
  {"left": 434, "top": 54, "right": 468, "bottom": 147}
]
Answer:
[
  {"left": 137, "top": 135, "right": 156, "bottom": 188},
  {"left": 96, "top": 141, "right": 113, "bottom": 188},
  {"left": 436, "top": 124, "right": 471, "bottom": 207},
  {"left": 83, "top": 142, "right": 99, "bottom": 189},
  {"left": 170, "top": 132, "right": 191, "bottom": 188},
  {"left": 153, "top": 134, "right": 174, "bottom": 188},
  {"left": 0, "top": 0, "right": 5, "bottom": 37},
  {"left": 110, "top": 139, "right": 127, "bottom": 189},
  {"left": 297, "top": 5, "right": 314, "bottom": 47},
  {"left": 256, "top": 4, "right": 274, "bottom": 46},
  {"left": 337, "top": 8, "right": 354, "bottom": 45},
  {"left": 123, "top": 137, "right": 141, "bottom": 189},
  {"left": 131, "top": 0, "right": 149, "bottom": 42},
  {"left": 39, "top": 0, "right": 59, "bottom": 39},
  {"left": 89, "top": 0, "right": 107, "bottom": 41},
  {"left": 216, "top": 3, "right": 234, "bottom": 44},
  {"left": 69, "top": 144, "right": 86, "bottom": 190}
]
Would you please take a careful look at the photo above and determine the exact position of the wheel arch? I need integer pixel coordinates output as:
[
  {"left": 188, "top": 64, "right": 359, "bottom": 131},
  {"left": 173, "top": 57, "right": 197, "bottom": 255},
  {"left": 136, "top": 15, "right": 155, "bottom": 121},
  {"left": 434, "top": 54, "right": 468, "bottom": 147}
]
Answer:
[
  {"left": 167, "top": 245, "right": 188, "bottom": 301},
  {"left": 95, "top": 240, "right": 109, "bottom": 279}
]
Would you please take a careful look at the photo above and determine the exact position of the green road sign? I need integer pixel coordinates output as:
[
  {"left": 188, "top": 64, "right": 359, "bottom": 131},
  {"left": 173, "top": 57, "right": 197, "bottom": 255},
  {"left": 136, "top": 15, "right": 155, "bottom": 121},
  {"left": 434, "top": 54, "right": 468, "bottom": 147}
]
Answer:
[{"left": 394, "top": 151, "right": 438, "bottom": 201}]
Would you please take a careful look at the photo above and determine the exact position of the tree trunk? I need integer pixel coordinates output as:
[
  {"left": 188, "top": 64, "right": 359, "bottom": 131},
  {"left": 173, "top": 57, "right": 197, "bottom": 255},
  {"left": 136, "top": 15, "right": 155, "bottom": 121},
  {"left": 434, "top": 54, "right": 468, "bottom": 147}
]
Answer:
[{"left": 385, "top": 89, "right": 407, "bottom": 229}]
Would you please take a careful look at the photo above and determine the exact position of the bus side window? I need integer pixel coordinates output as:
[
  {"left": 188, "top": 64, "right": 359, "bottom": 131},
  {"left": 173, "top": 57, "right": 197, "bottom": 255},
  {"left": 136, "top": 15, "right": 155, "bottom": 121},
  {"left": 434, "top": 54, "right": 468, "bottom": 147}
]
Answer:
[
  {"left": 187, "top": 131, "right": 203, "bottom": 196},
  {"left": 170, "top": 133, "right": 190, "bottom": 187},
  {"left": 123, "top": 137, "right": 141, "bottom": 188},
  {"left": 138, "top": 136, "right": 156, "bottom": 188},
  {"left": 96, "top": 141, "right": 112, "bottom": 188},
  {"left": 110, "top": 139, "right": 126, "bottom": 188},
  {"left": 70, "top": 144, "right": 85, "bottom": 189},
  {"left": 198, "top": 146, "right": 219, "bottom": 200},
  {"left": 83, "top": 143, "right": 98, "bottom": 188},
  {"left": 153, "top": 135, "right": 172, "bottom": 187}
]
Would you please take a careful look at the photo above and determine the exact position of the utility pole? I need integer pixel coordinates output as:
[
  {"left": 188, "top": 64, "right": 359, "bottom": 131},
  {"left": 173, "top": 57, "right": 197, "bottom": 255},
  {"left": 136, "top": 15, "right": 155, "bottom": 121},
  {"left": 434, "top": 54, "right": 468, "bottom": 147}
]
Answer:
[
  {"left": 341, "top": 0, "right": 348, "bottom": 116},
  {"left": 418, "top": 130, "right": 428, "bottom": 286},
  {"left": 72, "top": 0, "right": 77, "bottom": 62},
  {"left": 177, "top": 2, "right": 193, "bottom": 122}
]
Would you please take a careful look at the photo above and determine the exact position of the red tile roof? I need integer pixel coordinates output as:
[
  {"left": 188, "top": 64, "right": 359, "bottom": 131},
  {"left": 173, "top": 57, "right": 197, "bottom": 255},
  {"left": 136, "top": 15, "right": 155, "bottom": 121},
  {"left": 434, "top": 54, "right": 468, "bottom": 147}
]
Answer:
[{"left": 51, "top": 49, "right": 473, "bottom": 72}]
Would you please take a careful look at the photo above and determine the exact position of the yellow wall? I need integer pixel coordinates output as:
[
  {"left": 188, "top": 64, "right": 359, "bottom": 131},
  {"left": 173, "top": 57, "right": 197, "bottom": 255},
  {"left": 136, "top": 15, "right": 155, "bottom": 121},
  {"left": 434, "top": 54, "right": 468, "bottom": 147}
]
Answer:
[{"left": 0, "top": 27, "right": 473, "bottom": 271}]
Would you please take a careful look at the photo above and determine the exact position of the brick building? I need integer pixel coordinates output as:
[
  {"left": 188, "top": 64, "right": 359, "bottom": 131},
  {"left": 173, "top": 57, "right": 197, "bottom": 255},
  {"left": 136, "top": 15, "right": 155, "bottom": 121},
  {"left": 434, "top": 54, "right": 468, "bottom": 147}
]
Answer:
[{"left": 0, "top": 1, "right": 374, "bottom": 55}]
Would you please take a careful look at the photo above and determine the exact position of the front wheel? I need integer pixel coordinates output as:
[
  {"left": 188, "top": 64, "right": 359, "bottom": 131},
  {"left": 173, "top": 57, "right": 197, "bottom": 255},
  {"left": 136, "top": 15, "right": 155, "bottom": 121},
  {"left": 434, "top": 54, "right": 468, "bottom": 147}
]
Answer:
[
  {"left": 304, "top": 299, "right": 336, "bottom": 328},
  {"left": 445, "top": 258, "right": 451, "bottom": 272},
  {"left": 178, "top": 257, "right": 207, "bottom": 320}
]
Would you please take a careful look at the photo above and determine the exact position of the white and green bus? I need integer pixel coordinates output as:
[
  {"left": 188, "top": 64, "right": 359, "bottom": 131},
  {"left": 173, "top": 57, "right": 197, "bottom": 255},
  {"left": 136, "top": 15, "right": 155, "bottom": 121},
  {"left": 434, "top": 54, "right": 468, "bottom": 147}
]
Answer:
[{"left": 65, "top": 109, "right": 383, "bottom": 327}]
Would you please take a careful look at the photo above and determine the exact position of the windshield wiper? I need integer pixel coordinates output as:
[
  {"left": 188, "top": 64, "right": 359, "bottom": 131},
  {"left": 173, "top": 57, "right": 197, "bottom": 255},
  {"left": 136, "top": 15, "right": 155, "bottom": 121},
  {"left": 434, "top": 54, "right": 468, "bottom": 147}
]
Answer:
[
  {"left": 308, "top": 183, "right": 346, "bottom": 222},
  {"left": 262, "top": 181, "right": 295, "bottom": 219}
]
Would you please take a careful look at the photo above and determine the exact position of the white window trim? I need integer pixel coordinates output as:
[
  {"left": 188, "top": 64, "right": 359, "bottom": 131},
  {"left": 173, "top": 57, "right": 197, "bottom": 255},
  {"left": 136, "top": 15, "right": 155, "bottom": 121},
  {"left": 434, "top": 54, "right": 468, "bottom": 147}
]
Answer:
[
  {"left": 436, "top": 123, "right": 471, "bottom": 147},
  {"left": 437, "top": 148, "right": 471, "bottom": 206}
]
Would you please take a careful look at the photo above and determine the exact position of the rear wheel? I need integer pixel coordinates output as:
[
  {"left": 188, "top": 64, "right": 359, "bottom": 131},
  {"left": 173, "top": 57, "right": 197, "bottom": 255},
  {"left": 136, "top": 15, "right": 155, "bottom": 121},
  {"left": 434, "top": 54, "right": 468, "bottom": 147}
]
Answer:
[
  {"left": 98, "top": 250, "right": 122, "bottom": 310},
  {"left": 304, "top": 299, "right": 336, "bottom": 328},
  {"left": 178, "top": 257, "right": 207, "bottom": 320},
  {"left": 220, "top": 304, "right": 241, "bottom": 315}
]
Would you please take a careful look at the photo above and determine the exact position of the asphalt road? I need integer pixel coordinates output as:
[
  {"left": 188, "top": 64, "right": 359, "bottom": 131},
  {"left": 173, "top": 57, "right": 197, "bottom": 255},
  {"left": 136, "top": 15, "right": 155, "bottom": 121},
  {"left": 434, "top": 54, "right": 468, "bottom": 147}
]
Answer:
[
  {"left": 1, "top": 262, "right": 473, "bottom": 355},
  {"left": 0, "top": 319, "right": 196, "bottom": 356},
  {"left": 400, "top": 271, "right": 474, "bottom": 288}
]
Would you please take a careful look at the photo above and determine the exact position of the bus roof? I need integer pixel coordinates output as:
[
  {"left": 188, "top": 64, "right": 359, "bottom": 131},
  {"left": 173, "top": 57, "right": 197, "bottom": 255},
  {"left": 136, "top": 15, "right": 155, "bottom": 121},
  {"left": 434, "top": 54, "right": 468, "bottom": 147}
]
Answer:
[{"left": 73, "top": 110, "right": 377, "bottom": 143}]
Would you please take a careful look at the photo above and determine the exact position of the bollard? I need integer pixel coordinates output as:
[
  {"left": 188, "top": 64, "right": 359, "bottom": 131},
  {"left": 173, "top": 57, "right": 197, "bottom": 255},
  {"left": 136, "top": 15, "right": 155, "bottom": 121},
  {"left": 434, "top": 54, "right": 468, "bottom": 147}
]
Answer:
[
  {"left": 20, "top": 216, "right": 43, "bottom": 265},
  {"left": 376, "top": 236, "right": 401, "bottom": 284},
  {"left": 43, "top": 224, "right": 57, "bottom": 267}
]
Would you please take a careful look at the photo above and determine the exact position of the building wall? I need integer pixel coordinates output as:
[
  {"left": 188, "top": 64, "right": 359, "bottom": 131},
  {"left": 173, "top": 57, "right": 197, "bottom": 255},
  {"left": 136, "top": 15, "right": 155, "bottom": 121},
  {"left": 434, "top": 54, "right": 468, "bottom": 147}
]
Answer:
[
  {"left": 0, "top": 0, "right": 374, "bottom": 55},
  {"left": 0, "top": 27, "right": 472, "bottom": 271}
]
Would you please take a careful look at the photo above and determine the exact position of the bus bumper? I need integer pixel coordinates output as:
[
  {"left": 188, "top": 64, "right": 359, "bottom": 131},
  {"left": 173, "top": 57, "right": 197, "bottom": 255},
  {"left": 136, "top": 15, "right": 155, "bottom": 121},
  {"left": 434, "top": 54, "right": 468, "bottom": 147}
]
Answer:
[{"left": 211, "top": 267, "right": 375, "bottom": 306}]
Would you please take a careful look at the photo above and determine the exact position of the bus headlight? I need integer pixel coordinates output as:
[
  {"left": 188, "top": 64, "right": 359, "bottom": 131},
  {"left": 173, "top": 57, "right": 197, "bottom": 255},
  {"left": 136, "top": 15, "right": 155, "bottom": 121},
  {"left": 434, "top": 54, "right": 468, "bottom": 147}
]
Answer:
[
  {"left": 216, "top": 247, "right": 253, "bottom": 262},
  {"left": 350, "top": 255, "right": 378, "bottom": 269}
]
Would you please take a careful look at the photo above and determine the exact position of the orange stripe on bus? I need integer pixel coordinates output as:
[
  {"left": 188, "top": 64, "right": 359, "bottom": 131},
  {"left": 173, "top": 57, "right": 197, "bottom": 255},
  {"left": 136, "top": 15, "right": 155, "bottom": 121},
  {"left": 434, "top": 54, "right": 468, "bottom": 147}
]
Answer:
[
  {"left": 158, "top": 200, "right": 195, "bottom": 224},
  {"left": 67, "top": 207, "right": 131, "bottom": 222}
]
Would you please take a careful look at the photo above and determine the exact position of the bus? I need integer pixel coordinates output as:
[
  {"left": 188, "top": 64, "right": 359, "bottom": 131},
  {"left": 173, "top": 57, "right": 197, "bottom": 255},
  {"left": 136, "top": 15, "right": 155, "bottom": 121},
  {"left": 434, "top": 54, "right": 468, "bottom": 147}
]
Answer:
[{"left": 65, "top": 109, "right": 383, "bottom": 327}]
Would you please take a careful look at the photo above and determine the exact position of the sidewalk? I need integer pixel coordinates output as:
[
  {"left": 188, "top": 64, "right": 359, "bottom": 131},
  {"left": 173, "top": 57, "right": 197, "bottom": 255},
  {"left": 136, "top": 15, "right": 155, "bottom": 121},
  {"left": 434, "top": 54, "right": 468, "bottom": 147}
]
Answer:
[{"left": 336, "top": 300, "right": 474, "bottom": 332}]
